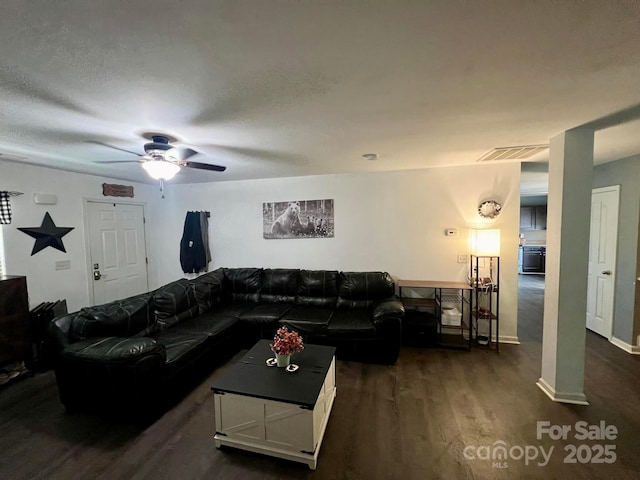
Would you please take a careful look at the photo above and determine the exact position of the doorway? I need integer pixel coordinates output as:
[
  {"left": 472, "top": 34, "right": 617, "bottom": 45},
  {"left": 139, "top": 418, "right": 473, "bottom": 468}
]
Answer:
[
  {"left": 586, "top": 186, "right": 620, "bottom": 339},
  {"left": 85, "top": 201, "right": 149, "bottom": 305}
]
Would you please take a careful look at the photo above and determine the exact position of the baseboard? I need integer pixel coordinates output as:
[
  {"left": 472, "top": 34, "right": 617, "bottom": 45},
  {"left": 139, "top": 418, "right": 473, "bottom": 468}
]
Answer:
[
  {"left": 459, "top": 333, "right": 521, "bottom": 345},
  {"left": 536, "top": 377, "right": 589, "bottom": 405},
  {"left": 610, "top": 336, "right": 640, "bottom": 355},
  {"left": 498, "top": 335, "right": 520, "bottom": 345}
]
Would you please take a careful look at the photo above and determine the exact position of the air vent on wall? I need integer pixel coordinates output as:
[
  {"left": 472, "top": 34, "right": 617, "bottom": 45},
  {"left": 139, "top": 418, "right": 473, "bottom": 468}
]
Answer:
[{"left": 477, "top": 145, "right": 549, "bottom": 162}]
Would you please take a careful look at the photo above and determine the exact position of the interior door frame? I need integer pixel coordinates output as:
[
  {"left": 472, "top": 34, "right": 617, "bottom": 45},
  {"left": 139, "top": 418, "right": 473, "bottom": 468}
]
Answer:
[
  {"left": 82, "top": 198, "right": 150, "bottom": 306},
  {"left": 588, "top": 185, "right": 620, "bottom": 340}
]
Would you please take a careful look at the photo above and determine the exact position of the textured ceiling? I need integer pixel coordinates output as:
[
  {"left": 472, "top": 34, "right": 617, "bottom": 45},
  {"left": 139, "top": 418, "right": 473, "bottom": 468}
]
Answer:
[{"left": 1, "top": 1, "right": 640, "bottom": 185}]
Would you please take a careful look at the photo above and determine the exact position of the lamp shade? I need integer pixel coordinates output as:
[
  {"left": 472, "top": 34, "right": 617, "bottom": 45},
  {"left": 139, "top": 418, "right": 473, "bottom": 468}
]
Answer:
[
  {"left": 469, "top": 228, "right": 500, "bottom": 256},
  {"left": 142, "top": 160, "right": 180, "bottom": 180}
]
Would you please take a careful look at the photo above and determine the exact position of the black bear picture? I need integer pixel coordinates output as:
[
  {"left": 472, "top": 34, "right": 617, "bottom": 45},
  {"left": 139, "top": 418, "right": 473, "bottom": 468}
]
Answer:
[{"left": 263, "top": 199, "right": 334, "bottom": 239}]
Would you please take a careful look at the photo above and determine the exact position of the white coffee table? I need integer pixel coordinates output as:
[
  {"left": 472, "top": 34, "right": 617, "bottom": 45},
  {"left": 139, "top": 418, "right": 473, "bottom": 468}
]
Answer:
[{"left": 212, "top": 340, "right": 336, "bottom": 470}]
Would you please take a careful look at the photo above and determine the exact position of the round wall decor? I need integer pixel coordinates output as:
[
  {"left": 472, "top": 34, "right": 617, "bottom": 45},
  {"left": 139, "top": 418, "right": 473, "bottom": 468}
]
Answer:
[{"left": 478, "top": 200, "right": 502, "bottom": 219}]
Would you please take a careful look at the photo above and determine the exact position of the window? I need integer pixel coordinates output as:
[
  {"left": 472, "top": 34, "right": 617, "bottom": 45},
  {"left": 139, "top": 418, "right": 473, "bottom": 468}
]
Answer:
[{"left": 0, "top": 226, "right": 5, "bottom": 275}]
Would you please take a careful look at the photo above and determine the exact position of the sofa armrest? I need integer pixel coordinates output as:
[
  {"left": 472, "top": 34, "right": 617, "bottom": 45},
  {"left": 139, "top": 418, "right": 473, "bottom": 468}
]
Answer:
[
  {"left": 62, "top": 336, "right": 166, "bottom": 364},
  {"left": 370, "top": 298, "right": 404, "bottom": 365},
  {"left": 372, "top": 298, "right": 405, "bottom": 327},
  {"left": 54, "top": 336, "right": 167, "bottom": 414},
  {"left": 49, "top": 313, "right": 75, "bottom": 350}
]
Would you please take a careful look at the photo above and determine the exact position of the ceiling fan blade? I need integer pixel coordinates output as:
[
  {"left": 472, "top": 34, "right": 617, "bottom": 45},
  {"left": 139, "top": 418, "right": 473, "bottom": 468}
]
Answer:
[
  {"left": 87, "top": 140, "right": 144, "bottom": 157},
  {"left": 184, "top": 161, "right": 226, "bottom": 172},
  {"left": 180, "top": 147, "right": 199, "bottom": 160}
]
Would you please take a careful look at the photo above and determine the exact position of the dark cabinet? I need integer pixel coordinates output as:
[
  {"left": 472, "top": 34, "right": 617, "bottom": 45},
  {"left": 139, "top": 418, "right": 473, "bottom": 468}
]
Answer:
[
  {"left": 534, "top": 206, "right": 547, "bottom": 229},
  {"left": 0, "top": 276, "right": 30, "bottom": 367},
  {"left": 520, "top": 205, "right": 547, "bottom": 230},
  {"left": 520, "top": 207, "right": 535, "bottom": 229}
]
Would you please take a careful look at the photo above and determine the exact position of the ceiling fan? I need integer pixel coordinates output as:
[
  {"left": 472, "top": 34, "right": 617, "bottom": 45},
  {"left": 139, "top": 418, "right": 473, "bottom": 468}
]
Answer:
[{"left": 94, "top": 134, "right": 226, "bottom": 181}]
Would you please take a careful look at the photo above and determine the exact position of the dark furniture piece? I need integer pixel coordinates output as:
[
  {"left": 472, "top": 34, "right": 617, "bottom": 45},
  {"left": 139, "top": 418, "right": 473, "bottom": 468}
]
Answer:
[
  {"left": 48, "top": 268, "right": 403, "bottom": 414},
  {"left": 213, "top": 339, "right": 336, "bottom": 407},
  {"left": 49, "top": 278, "right": 241, "bottom": 414},
  {"left": 401, "top": 309, "right": 438, "bottom": 347},
  {"left": 212, "top": 340, "right": 336, "bottom": 469},
  {"left": 0, "top": 276, "right": 30, "bottom": 368},
  {"left": 29, "top": 299, "right": 67, "bottom": 371},
  {"left": 219, "top": 268, "right": 404, "bottom": 365}
]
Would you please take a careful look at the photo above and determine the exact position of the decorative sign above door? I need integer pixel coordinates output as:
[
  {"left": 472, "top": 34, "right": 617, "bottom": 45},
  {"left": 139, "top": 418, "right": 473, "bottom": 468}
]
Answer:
[{"left": 102, "top": 183, "right": 134, "bottom": 198}]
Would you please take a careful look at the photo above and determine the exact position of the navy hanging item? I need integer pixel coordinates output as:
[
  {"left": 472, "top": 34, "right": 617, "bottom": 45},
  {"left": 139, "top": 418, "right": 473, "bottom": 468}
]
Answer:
[
  {"left": 180, "top": 211, "right": 207, "bottom": 273},
  {"left": 0, "top": 192, "right": 12, "bottom": 224},
  {"left": 200, "top": 211, "right": 211, "bottom": 266}
]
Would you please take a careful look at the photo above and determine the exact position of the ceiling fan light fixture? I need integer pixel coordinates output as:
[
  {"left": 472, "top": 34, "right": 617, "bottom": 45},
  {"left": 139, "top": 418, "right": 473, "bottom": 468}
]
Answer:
[
  {"left": 166, "top": 147, "right": 179, "bottom": 161},
  {"left": 93, "top": 133, "right": 226, "bottom": 179},
  {"left": 142, "top": 159, "right": 180, "bottom": 180}
]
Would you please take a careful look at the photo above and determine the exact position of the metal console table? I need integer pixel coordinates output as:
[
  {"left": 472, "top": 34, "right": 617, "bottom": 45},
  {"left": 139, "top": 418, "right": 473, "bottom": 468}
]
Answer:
[{"left": 398, "top": 280, "right": 473, "bottom": 351}]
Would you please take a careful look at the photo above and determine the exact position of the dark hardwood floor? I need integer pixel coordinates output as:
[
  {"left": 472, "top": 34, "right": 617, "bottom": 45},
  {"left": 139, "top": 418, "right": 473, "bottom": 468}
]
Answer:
[{"left": 1, "top": 275, "right": 639, "bottom": 479}]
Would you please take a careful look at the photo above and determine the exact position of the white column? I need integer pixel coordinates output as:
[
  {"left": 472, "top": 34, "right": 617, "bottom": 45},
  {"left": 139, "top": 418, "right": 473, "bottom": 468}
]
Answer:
[{"left": 537, "top": 128, "right": 594, "bottom": 405}]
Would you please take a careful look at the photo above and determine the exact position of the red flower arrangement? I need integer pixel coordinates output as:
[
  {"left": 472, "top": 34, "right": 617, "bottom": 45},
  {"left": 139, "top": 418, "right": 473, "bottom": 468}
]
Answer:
[{"left": 270, "top": 326, "right": 304, "bottom": 356}]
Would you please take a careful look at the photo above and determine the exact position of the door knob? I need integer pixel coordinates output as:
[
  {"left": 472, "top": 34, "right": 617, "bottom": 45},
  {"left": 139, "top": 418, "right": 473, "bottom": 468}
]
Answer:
[
  {"left": 602, "top": 270, "right": 612, "bottom": 275},
  {"left": 93, "top": 270, "right": 101, "bottom": 280}
]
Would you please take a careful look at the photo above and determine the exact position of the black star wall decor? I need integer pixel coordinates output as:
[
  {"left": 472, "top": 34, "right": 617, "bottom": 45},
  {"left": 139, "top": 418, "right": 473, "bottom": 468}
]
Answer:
[{"left": 18, "top": 212, "right": 74, "bottom": 255}]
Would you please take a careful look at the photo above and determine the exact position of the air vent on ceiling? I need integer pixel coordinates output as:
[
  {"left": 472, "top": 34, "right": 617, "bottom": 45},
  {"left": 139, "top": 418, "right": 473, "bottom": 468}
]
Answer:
[{"left": 477, "top": 144, "right": 549, "bottom": 162}]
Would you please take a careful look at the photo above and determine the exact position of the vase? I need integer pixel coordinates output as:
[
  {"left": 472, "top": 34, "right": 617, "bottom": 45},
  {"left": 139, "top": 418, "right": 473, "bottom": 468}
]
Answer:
[{"left": 275, "top": 353, "right": 291, "bottom": 367}]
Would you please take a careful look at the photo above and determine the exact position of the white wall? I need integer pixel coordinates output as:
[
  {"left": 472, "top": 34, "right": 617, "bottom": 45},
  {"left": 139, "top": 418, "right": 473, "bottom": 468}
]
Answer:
[
  {"left": 157, "top": 163, "right": 521, "bottom": 342},
  {"left": 593, "top": 155, "right": 640, "bottom": 345},
  {"left": 1, "top": 160, "right": 521, "bottom": 341},
  {"left": 0, "top": 161, "right": 162, "bottom": 312},
  {"left": 521, "top": 229, "right": 547, "bottom": 244}
]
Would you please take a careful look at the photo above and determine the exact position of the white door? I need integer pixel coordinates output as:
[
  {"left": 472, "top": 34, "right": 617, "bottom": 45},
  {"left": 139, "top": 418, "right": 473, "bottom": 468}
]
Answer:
[
  {"left": 87, "top": 202, "right": 149, "bottom": 305},
  {"left": 586, "top": 186, "right": 619, "bottom": 338}
]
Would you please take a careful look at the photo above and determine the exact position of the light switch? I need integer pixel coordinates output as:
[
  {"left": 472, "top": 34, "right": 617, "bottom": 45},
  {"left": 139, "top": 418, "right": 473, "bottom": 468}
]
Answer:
[{"left": 55, "top": 260, "right": 71, "bottom": 270}]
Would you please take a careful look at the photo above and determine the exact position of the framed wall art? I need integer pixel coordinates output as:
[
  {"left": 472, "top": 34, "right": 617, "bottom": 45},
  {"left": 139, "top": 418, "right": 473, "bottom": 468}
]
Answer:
[{"left": 263, "top": 199, "right": 334, "bottom": 239}]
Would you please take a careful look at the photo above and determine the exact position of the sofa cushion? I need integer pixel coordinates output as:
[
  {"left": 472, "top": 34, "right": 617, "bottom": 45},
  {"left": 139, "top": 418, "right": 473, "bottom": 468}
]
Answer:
[
  {"left": 153, "top": 279, "right": 199, "bottom": 329},
  {"left": 189, "top": 269, "right": 225, "bottom": 314},
  {"left": 62, "top": 336, "right": 166, "bottom": 364},
  {"left": 148, "top": 329, "right": 211, "bottom": 376},
  {"left": 327, "top": 309, "right": 377, "bottom": 338},
  {"left": 214, "top": 303, "right": 255, "bottom": 319},
  {"left": 239, "top": 303, "right": 293, "bottom": 325},
  {"left": 260, "top": 269, "right": 299, "bottom": 303},
  {"left": 70, "top": 292, "right": 156, "bottom": 342},
  {"left": 337, "top": 271, "right": 395, "bottom": 309},
  {"left": 296, "top": 270, "right": 338, "bottom": 308},
  {"left": 224, "top": 268, "right": 262, "bottom": 303},
  {"left": 279, "top": 306, "right": 334, "bottom": 335},
  {"left": 173, "top": 311, "right": 238, "bottom": 338}
]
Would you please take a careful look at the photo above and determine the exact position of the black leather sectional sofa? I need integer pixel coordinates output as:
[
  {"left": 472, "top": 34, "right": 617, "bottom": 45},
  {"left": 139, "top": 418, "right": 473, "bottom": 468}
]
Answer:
[{"left": 49, "top": 268, "right": 404, "bottom": 414}]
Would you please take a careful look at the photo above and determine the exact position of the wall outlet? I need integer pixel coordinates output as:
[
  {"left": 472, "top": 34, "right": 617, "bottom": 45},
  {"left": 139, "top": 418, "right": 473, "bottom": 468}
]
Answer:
[
  {"left": 55, "top": 260, "right": 71, "bottom": 270},
  {"left": 457, "top": 254, "right": 468, "bottom": 264}
]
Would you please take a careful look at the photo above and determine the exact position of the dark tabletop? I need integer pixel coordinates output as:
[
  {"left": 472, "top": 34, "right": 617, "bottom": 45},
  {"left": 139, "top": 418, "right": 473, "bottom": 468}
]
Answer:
[{"left": 212, "top": 340, "right": 336, "bottom": 408}]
